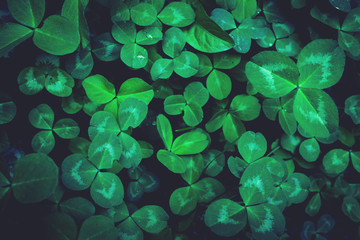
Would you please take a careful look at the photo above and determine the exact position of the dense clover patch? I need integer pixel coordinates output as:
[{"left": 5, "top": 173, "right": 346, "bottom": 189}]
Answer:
[{"left": 1, "top": 0, "right": 360, "bottom": 239}]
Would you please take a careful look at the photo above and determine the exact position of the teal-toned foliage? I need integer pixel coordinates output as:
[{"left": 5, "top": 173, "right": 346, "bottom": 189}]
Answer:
[{"left": 0, "top": 0, "right": 360, "bottom": 239}]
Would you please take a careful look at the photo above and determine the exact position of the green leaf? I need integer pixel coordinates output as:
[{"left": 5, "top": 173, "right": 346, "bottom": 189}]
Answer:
[
  {"left": 305, "top": 192, "right": 321, "bottom": 216},
  {"left": 206, "top": 110, "right": 227, "bottom": 133},
  {"left": 273, "top": 22, "right": 295, "bottom": 39},
  {"left": 204, "top": 199, "right": 246, "bottom": 237},
  {"left": 262, "top": 98, "right": 281, "bottom": 121},
  {"left": 239, "top": 161, "right": 274, "bottom": 205},
  {"left": 237, "top": 131, "right": 267, "bottom": 163},
  {"left": 322, "top": 149, "right": 349, "bottom": 175},
  {"left": 280, "top": 134, "right": 301, "bottom": 154},
  {"left": 131, "top": 205, "right": 169, "bottom": 233},
  {"left": 0, "top": 23, "right": 33, "bottom": 57},
  {"left": 0, "top": 96, "right": 16, "bottom": 125},
  {"left": 12, "top": 153, "right": 58, "bottom": 203},
  {"left": 276, "top": 36, "right": 301, "bottom": 57},
  {"left": 83, "top": 74, "right": 116, "bottom": 104},
  {"left": 339, "top": 126, "right": 355, "bottom": 147},
  {"left": 293, "top": 88, "right": 339, "bottom": 138},
  {"left": 45, "top": 68, "right": 75, "bottom": 97},
  {"left": 351, "top": 151, "right": 360, "bottom": 174},
  {"left": 184, "top": 81, "right": 209, "bottom": 107},
  {"left": 31, "top": 130, "right": 55, "bottom": 154},
  {"left": 111, "top": 21, "right": 136, "bottom": 44},
  {"left": 118, "top": 97, "right": 148, "bottom": 131},
  {"left": 170, "top": 186, "right": 198, "bottom": 216},
  {"left": 101, "top": 97, "right": 118, "bottom": 116},
  {"left": 345, "top": 95, "right": 360, "bottom": 124},
  {"left": 206, "top": 70, "right": 232, "bottom": 100},
  {"left": 138, "top": 141, "right": 154, "bottom": 159},
  {"left": 238, "top": 18, "right": 268, "bottom": 39},
  {"left": 230, "top": 27, "right": 251, "bottom": 54},
  {"left": 247, "top": 204, "right": 285, "bottom": 239},
  {"left": 120, "top": 43, "right": 148, "bottom": 69},
  {"left": 183, "top": 103, "right": 203, "bottom": 127},
  {"left": 192, "top": 177, "right": 225, "bottom": 203},
  {"left": 111, "top": 1, "right": 130, "bottom": 22},
  {"left": 61, "top": 153, "right": 98, "bottom": 191},
  {"left": 101, "top": 202, "right": 129, "bottom": 223},
  {"left": 279, "top": 110, "right": 297, "bottom": 135},
  {"left": 47, "top": 184, "right": 65, "bottom": 206},
  {"left": 171, "top": 129, "right": 209, "bottom": 155},
  {"left": 210, "top": 8, "right": 236, "bottom": 31},
  {"left": 90, "top": 172, "right": 124, "bottom": 208},
  {"left": 162, "top": 27, "right": 186, "bottom": 58},
  {"left": 150, "top": 58, "right": 174, "bottom": 80},
  {"left": 62, "top": 94, "right": 83, "bottom": 115},
  {"left": 310, "top": 6, "right": 340, "bottom": 30},
  {"left": 257, "top": 157, "right": 288, "bottom": 185},
  {"left": 181, "top": 154, "right": 204, "bottom": 184},
  {"left": 245, "top": 51, "right": 298, "bottom": 98},
  {"left": 156, "top": 114, "right": 173, "bottom": 151},
  {"left": 281, "top": 173, "right": 310, "bottom": 204},
  {"left": 156, "top": 149, "right": 186, "bottom": 174},
  {"left": 17, "top": 67, "right": 45, "bottom": 95},
  {"left": 329, "top": 0, "right": 351, "bottom": 12},
  {"left": 53, "top": 118, "right": 80, "bottom": 139},
  {"left": 118, "top": 132, "right": 142, "bottom": 168},
  {"left": 131, "top": 3, "right": 157, "bottom": 26},
  {"left": 136, "top": 27, "right": 163, "bottom": 45},
  {"left": 216, "top": 0, "right": 238, "bottom": 10},
  {"left": 144, "top": 0, "right": 165, "bottom": 12},
  {"left": 342, "top": 8, "right": 360, "bottom": 32},
  {"left": 342, "top": 196, "right": 360, "bottom": 222},
  {"left": 256, "top": 27, "right": 276, "bottom": 48},
  {"left": 195, "top": 53, "right": 213, "bottom": 77},
  {"left": 61, "top": 0, "right": 90, "bottom": 48},
  {"left": 173, "top": 51, "right": 199, "bottom": 78},
  {"left": 263, "top": 0, "right": 286, "bottom": 23},
  {"left": 227, "top": 156, "right": 247, "bottom": 178},
  {"left": 231, "top": 0, "right": 257, "bottom": 23},
  {"left": 44, "top": 213, "right": 77, "bottom": 240},
  {"left": 158, "top": 2, "right": 195, "bottom": 27},
  {"left": 117, "top": 77, "right": 154, "bottom": 105},
  {"left": 186, "top": 1, "right": 234, "bottom": 53},
  {"left": 7, "top": 0, "right": 45, "bottom": 28},
  {"left": 33, "top": 15, "right": 80, "bottom": 55},
  {"left": 164, "top": 95, "right": 186, "bottom": 115},
  {"left": 297, "top": 39, "right": 345, "bottom": 89},
  {"left": 299, "top": 138, "right": 320, "bottom": 162},
  {"left": 213, "top": 52, "right": 241, "bottom": 70},
  {"left": 29, "top": 104, "right": 54, "bottom": 130},
  {"left": 117, "top": 217, "right": 143, "bottom": 240},
  {"left": 65, "top": 48, "right": 93, "bottom": 80},
  {"left": 203, "top": 150, "right": 225, "bottom": 177},
  {"left": 88, "top": 111, "right": 120, "bottom": 140},
  {"left": 83, "top": 97, "right": 103, "bottom": 116},
  {"left": 291, "top": 0, "right": 306, "bottom": 9},
  {"left": 88, "top": 132, "right": 122, "bottom": 169},
  {"left": 223, "top": 114, "right": 246, "bottom": 143},
  {"left": 60, "top": 197, "right": 95, "bottom": 222},
  {"left": 230, "top": 95, "right": 260, "bottom": 121},
  {"left": 92, "top": 33, "right": 121, "bottom": 62},
  {"left": 338, "top": 31, "right": 360, "bottom": 57},
  {"left": 78, "top": 215, "right": 117, "bottom": 240}
]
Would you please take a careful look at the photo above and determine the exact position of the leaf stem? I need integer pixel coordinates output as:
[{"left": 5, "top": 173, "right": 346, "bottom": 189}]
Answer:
[{"left": 265, "top": 146, "right": 280, "bottom": 157}]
